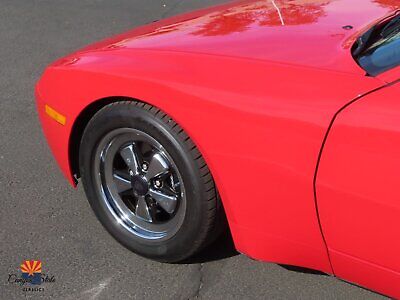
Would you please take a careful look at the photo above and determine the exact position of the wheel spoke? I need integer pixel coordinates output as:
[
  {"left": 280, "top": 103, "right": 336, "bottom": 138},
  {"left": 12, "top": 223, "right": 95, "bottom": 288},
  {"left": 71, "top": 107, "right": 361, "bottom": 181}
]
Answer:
[
  {"left": 112, "top": 173, "right": 132, "bottom": 193},
  {"left": 145, "top": 153, "right": 169, "bottom": 180},
  {"left": 170, "top": 175, "right": 180, "bottom": 192},
  {"left": 119, "top": 144, "right": 141, "bottom": 175},
  {"left": 149, "top": 188, "right": 178, "bottom": 214},
  {"left": 135, "top": 196, "right": 152, "bottom": 222}
]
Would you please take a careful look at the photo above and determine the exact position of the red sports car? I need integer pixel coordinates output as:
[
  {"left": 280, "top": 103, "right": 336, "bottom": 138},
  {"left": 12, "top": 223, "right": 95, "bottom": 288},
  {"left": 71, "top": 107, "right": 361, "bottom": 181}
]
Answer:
[{"left": 36, "top": 0, "right": 400, "bottom": 297}]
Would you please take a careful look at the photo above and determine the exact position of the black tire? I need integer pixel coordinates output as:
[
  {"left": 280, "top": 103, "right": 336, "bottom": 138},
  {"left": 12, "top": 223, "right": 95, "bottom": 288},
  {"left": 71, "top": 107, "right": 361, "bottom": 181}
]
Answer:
[{"left": 79, "top": 100, "right": 224, "bottom": 262}]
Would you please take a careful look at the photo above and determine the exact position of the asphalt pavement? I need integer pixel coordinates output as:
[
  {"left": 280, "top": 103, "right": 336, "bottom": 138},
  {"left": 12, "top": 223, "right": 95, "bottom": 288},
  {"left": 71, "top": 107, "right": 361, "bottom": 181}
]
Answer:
[{"left": 0, "top": 1, "right": 388, "bottom": 299}]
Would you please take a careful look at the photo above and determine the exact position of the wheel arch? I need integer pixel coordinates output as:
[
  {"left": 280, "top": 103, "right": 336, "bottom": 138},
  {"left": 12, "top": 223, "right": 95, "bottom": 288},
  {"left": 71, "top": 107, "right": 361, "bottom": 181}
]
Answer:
[
  {"left": 69, "top": 95, "right": 230, "bottom": 240},
  {"left": 69, "top": 96, "right": 134, "bottom": 179},
  {"left": 69, "top": 96, "right": 225, "bottom": 204}
]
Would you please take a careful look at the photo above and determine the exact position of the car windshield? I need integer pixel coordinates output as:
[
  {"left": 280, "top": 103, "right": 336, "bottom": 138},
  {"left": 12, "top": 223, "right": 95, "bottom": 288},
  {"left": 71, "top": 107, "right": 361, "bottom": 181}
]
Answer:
[{"left": 354, "top": 15, "right": 400, "bottom": 76}]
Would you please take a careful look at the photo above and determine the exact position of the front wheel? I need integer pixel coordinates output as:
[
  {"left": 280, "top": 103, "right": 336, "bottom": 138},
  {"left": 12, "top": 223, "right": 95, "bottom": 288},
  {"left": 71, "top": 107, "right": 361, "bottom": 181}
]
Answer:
[{"left": 79, "top": 101, "right": 224, "bottom": 262}]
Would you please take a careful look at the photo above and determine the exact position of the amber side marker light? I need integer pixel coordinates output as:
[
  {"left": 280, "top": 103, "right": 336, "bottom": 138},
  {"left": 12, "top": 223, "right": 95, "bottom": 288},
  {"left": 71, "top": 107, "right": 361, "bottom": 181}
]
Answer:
[{"left": 45, "top": 104, "right": 66, "bottom": 125}]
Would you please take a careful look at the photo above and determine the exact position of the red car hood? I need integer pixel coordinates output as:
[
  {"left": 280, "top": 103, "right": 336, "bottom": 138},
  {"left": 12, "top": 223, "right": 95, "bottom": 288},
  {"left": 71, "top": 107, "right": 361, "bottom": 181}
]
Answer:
[{"left": 65, "top": 0, "right": 397, "bottom": 74}]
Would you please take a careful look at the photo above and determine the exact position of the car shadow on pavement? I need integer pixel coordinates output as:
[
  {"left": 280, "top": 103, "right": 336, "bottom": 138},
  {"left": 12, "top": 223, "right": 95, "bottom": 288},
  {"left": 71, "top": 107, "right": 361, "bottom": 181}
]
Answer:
[
  {"left": 184, "top": 230, "right": 239, "bottom": 264},
  {"left": 182, "top": 231, "right": 326, "bottom": 277},
  {"left": 279, "top": 264, "right": 327, "bottom": 275}
]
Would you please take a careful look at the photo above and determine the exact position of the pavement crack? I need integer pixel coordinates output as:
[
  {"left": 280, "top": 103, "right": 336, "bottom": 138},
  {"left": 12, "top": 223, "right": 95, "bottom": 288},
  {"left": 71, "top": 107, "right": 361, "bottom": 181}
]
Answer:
[{"left": 191, "top": 263, "right": 204, "bottom": 299}]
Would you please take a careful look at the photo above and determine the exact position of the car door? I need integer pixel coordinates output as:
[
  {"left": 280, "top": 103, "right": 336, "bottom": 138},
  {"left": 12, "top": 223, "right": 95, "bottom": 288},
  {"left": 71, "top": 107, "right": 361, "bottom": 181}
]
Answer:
[{"left": 316, "top": 76, "right": 400, "bottom": 298}]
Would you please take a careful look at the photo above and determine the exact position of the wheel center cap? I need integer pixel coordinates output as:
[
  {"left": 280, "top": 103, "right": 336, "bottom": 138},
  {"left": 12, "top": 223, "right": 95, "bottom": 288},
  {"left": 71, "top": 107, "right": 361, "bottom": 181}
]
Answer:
[{"left": 131, "top": 175, "right": 149, "bottom": 196}]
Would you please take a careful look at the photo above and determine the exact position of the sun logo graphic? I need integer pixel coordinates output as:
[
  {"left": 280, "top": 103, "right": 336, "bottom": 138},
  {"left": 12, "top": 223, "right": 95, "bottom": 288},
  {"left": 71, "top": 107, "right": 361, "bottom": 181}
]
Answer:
[{"left": 20, "top": 260, "right": 42, "bottom": 285}]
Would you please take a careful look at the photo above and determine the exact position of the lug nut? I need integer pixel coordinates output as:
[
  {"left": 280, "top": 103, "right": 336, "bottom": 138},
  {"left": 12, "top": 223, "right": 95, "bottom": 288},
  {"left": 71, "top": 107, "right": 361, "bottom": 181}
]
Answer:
[
  {"left": 154, "top": 180, "right": 162, "bottom": 188},
  {"left": 142, "top": 163, "right": 148, "bottom": 171},
  {"left": 129, "top": 170, "right": 134, "bottom": 176}
]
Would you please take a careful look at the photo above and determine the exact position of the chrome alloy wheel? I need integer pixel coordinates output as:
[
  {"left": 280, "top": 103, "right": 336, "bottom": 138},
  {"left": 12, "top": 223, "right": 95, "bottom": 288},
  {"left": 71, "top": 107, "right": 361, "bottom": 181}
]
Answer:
[{"left": 93, "top": 128, "right": 186, "bottom": 241}]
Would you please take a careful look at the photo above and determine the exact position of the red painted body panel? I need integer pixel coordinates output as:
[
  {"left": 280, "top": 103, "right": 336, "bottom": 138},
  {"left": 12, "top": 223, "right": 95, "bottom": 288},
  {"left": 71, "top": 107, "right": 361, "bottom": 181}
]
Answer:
[
  {"left": 36, "top": 50, "right": 385, "bottom": 272},
  {"left": 68, "top": 0, "right": 394, "bottom": 75},
  {"left": 316, "top": 81, "right": 400, "bottom": 298},
  {"left": 35, "top": 0, "right": 400, "bottom": 296}
]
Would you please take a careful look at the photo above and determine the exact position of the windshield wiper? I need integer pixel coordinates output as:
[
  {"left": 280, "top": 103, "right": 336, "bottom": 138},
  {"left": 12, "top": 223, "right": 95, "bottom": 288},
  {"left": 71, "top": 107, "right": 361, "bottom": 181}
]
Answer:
[
  {"left": 353, "top": 26, "right": 376, "bottom": 57},
  {"left": 353, "top": 13, "right": 400, "bottom": 57},
  {"left": 381, "top": 14, "right": 400, "bottom": 38}
]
